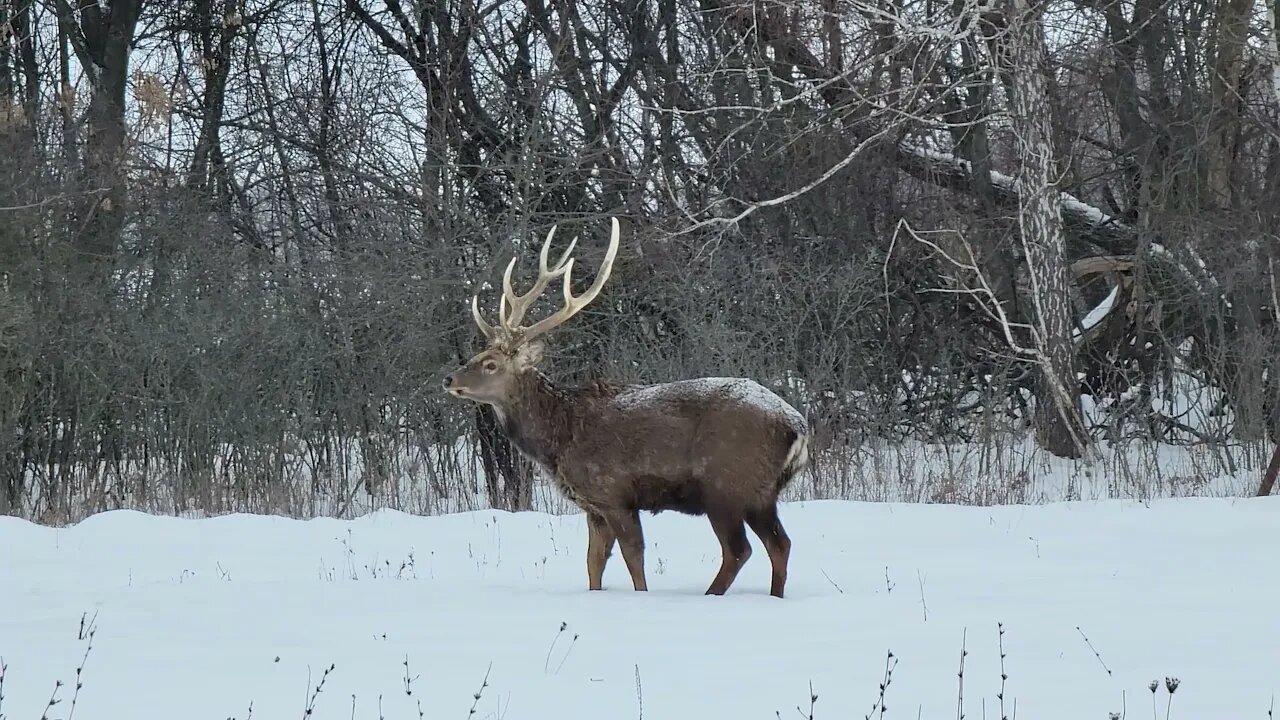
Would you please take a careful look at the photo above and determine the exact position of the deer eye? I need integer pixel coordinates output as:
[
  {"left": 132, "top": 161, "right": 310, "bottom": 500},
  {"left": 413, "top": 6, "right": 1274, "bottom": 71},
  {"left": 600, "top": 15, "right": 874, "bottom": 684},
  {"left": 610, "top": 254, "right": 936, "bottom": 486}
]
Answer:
[{"left": 482, "top": 360, "right": 499, "bottom": 373}]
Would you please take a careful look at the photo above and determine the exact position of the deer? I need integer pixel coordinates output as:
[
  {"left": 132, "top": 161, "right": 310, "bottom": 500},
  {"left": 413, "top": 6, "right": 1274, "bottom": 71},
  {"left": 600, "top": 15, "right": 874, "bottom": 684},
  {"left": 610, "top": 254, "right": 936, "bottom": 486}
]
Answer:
[{"left": 442, "top": 218, "right": 810, "bottom": 598}]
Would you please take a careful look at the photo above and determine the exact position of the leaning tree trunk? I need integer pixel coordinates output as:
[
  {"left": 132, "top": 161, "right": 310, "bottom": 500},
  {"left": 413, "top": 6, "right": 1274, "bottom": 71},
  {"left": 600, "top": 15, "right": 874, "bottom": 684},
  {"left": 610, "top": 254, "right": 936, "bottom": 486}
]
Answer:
[{"left": 1000, "top": 0, "right": 1087, "bottom": 458}]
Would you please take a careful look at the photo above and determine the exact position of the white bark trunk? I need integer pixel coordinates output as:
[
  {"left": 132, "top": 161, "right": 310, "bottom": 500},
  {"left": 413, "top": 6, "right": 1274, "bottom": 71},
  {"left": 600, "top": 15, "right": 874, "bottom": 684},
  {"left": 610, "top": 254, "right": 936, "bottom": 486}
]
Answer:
[
  {"left": 1002, "top": 0, "right": 1087, "bottom": 458},
  {"left": 1267, "top": 0, "right": 1280, "bottom": 106}
]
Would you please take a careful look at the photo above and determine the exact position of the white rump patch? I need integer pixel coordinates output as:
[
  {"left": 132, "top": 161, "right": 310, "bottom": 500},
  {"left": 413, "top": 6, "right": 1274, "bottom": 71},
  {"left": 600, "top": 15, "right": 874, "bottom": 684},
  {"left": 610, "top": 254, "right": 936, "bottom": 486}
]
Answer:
[
  {"left": 783, "top": 432, "right": 810, "bottom": 473},
  {"left": 614, "top": 377, "right": 809, "bottom": 436}
]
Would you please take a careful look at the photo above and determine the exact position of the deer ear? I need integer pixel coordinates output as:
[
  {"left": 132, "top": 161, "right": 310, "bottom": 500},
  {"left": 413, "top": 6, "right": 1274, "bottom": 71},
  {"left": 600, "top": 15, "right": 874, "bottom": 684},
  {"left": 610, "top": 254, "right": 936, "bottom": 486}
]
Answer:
[{"left": 514, "top": 339, "right": 544, "bottom": 369}]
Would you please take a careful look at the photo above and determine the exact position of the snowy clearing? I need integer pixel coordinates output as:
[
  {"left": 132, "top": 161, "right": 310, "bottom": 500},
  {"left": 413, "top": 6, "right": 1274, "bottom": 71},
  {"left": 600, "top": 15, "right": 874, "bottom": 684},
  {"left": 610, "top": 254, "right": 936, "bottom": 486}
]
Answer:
[{"left": 2, "top": 498, "right": 1277, "bottom": 719}]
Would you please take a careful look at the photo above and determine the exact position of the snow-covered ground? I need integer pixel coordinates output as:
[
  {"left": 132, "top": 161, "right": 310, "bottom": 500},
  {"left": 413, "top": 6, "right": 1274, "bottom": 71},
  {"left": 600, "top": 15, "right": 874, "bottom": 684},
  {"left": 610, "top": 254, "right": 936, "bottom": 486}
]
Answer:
[{"left": 2, "top": 497, "right": 1276, "bottom": 719}]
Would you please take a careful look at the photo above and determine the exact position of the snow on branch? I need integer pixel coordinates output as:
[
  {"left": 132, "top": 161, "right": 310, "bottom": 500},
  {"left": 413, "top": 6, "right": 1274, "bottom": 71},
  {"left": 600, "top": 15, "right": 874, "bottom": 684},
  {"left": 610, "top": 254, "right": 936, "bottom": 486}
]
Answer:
[
  {"left": 1076, "top": 283, "right": 1119, "bottom": 338},
  {"left": 1070, "top": 256, "right": 1134, "bottom": 342},
  {"left": 894, "top": 143, "right": 1232, "bottom": 311},
  {"left": 894, "top": 144, "right": 1137, "bottom": 254}
]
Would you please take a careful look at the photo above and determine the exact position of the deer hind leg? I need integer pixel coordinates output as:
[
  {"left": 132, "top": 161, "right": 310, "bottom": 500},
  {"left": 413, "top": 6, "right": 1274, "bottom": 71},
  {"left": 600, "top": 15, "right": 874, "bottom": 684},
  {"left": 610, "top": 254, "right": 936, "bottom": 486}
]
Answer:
[
  {"left": 607, "top": 509, "right": 648, "bottom": 591},
  {"left": 586, "top": 512, "right": 616, "bottom": 591},
  {"left": 705, "top": 510, "right": 752, "bottom": 595},
  {"left": 746, "top": 503, "right": 791, "bottom": 598}
]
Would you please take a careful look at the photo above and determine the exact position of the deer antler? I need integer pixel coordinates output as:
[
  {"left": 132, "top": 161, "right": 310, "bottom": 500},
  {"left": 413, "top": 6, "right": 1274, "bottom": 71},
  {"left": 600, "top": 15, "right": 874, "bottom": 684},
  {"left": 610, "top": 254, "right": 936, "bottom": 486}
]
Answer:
[
  {"left": 500, "top": 224, "right": 579, "bottom": 330},
  {"left": 515, "top": 216, "right": 619, "bottom": 343},
  {"left": 471, "top": 217, "right": 620, "bottom": 346},
  {"left": 470, "top": 294, "right": 499, "bottom": 341},
  {"left": 471, "top": 224, "right": 575, "bottom": 341}
]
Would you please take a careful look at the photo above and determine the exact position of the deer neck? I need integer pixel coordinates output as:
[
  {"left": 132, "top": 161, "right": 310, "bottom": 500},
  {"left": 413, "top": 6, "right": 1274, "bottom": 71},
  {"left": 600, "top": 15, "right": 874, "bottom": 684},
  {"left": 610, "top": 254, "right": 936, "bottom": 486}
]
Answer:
[{"left": 494, "top": 371, "right": 575, "bottom": 474}]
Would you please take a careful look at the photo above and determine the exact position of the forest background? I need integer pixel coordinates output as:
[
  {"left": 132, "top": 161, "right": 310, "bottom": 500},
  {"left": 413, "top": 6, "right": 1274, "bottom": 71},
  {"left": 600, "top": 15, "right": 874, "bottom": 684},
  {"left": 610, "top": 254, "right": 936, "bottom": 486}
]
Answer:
[{"left": 2, "top": 0, "right": 1278, "bottom": 523}]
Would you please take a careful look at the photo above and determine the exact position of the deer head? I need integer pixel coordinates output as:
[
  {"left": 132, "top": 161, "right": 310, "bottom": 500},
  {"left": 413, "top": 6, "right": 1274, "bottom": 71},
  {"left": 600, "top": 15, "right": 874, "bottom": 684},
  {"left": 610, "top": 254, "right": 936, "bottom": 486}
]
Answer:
[{"left": 442, "top": 217, "right": 620, "bottom": 406}]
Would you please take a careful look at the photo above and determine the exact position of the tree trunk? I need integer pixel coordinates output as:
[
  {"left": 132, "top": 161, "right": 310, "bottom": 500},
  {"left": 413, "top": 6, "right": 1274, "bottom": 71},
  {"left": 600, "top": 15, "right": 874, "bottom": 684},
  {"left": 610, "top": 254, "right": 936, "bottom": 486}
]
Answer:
[
  {"left": 1205, "top": 0, "right": 1252, "bottom": 209},
  {"left": 476, "top": 405, "right": 530, "bottom": 511},
  {"left": 0, "top": 4, "right": 12, "bottom": 107},
  {"left": 1000, "top": 0, "right": 1087, "bottom": 458},
  {"left": 1265, "top": 0, "right": 1280, "bottom": 112},
  {"left": 74, "top": 0, "right": 143, "bottom": 267},
  {"left": 49, "top": 0, "right": 142, "bottom": 314},
  {"left": 188, "top": 0, "right": 241, "bottom": 192},
  {"left": 1256, "top": 441, "right": 1280, "bottom": 496}
]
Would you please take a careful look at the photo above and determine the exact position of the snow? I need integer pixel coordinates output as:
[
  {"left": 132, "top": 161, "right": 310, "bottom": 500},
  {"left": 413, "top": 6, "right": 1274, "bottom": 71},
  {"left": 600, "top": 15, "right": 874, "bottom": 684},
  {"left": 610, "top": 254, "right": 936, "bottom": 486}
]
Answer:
[
  {"left": 1076, "top": 282, "right": 1119, "bottom": 338},
  {"left": 3, "top": 498, "right": 1277, "bottom": 719},
  {"left": 904, "top": 143, "right": 1241, "bottom": 312},
  {"left": 902, "top": 145, "right": 1125, "bottom": 230},
  {"left": 614, "top": 377, "right": 809, "bottom": 434},
  {"left": 900, "top": 143, "right": 1240, "bottom": 329},
  {"left": 1059, "top": 193, "right": 1120, "bottom": 227}
]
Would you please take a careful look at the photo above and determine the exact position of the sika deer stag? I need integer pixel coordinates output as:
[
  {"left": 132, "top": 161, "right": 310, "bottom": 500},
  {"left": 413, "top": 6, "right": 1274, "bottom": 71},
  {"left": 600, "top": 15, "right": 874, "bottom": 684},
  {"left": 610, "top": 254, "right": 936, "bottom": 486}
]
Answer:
[{"left": 443, "top": 218, "right": 809, "bottom": 598}]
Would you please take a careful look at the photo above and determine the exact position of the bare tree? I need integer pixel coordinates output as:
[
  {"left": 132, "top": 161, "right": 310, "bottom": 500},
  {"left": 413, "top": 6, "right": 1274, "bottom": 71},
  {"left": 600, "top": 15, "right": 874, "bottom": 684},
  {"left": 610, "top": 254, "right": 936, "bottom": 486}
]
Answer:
[
  {"left": 49, "top": 0, "right": 144, "bottom": 273},
  {"left": 996, "top": 0, "right": 1087, "bottom": 457}
]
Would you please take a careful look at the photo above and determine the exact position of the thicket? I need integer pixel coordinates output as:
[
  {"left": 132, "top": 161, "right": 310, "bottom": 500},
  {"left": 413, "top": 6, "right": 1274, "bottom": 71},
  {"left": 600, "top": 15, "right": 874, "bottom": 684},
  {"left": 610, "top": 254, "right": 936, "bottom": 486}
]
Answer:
[{"left": 2, "top": 0, "right": 1277, "bottom": 522}]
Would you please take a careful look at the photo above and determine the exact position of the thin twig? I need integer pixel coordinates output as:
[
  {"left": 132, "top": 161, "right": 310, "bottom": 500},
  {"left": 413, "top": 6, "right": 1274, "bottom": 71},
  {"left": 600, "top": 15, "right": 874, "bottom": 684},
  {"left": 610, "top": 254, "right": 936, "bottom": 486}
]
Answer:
[
  {"left": 1076, "top": 626, "right": 1112, "bottom": 676},
  {"left": 917, "top": 570, "right": 929, "bottom": 621},
  {"left": 956, "top": 628, "right": 967, "bottom": 720},
  {"left": 635, "top": 664, "right": 643, "bottom": 720},
  {"left": 821, "top": 568, "right": 845, "bottom": 594},
  {"left": 0, "top": 189, "right": 109, "bottom": 212}
]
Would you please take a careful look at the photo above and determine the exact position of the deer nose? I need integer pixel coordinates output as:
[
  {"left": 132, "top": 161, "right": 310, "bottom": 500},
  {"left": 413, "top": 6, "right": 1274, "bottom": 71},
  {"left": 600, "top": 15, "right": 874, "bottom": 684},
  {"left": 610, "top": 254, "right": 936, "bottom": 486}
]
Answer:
[{"left": 442, "top": 373, "right": 455, "bottom": 389}]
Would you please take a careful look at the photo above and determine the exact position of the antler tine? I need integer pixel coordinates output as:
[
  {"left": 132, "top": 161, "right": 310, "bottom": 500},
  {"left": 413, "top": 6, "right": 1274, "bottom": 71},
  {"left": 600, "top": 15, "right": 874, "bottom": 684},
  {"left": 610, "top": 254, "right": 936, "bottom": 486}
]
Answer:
[
  {"left": 499, "top": 225, "right": 579, "bottom": 331},
  {"left": 540, "top": 225, "right": 579, "bottom": 276},
  {"left": 518, "top": 216, "right": 620, "bottom": 344},
  {"left": 471, "top": 294, "right": 498, "bottom": 341}
]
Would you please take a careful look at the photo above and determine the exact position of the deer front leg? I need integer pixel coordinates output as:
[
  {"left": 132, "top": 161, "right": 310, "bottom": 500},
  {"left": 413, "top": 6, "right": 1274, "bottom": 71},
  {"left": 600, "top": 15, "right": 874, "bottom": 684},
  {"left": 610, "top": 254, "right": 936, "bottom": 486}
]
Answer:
[
  {"left": 586, "top": 512, "right": 616, "bottom": 591},
  {"left": 607, "top": 510, "right": 647, "bottom": 591}
]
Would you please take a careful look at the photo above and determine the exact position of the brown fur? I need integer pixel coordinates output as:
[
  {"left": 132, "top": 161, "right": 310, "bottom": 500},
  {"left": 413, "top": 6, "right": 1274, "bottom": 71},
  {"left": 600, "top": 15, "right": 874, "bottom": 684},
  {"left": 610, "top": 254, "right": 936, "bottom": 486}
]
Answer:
[
  {"left": 445, "top": 340, "right": 809, "bottom": 598},
  {"left": 446, "top": 217, "right": 806, "bottom": 597}
]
